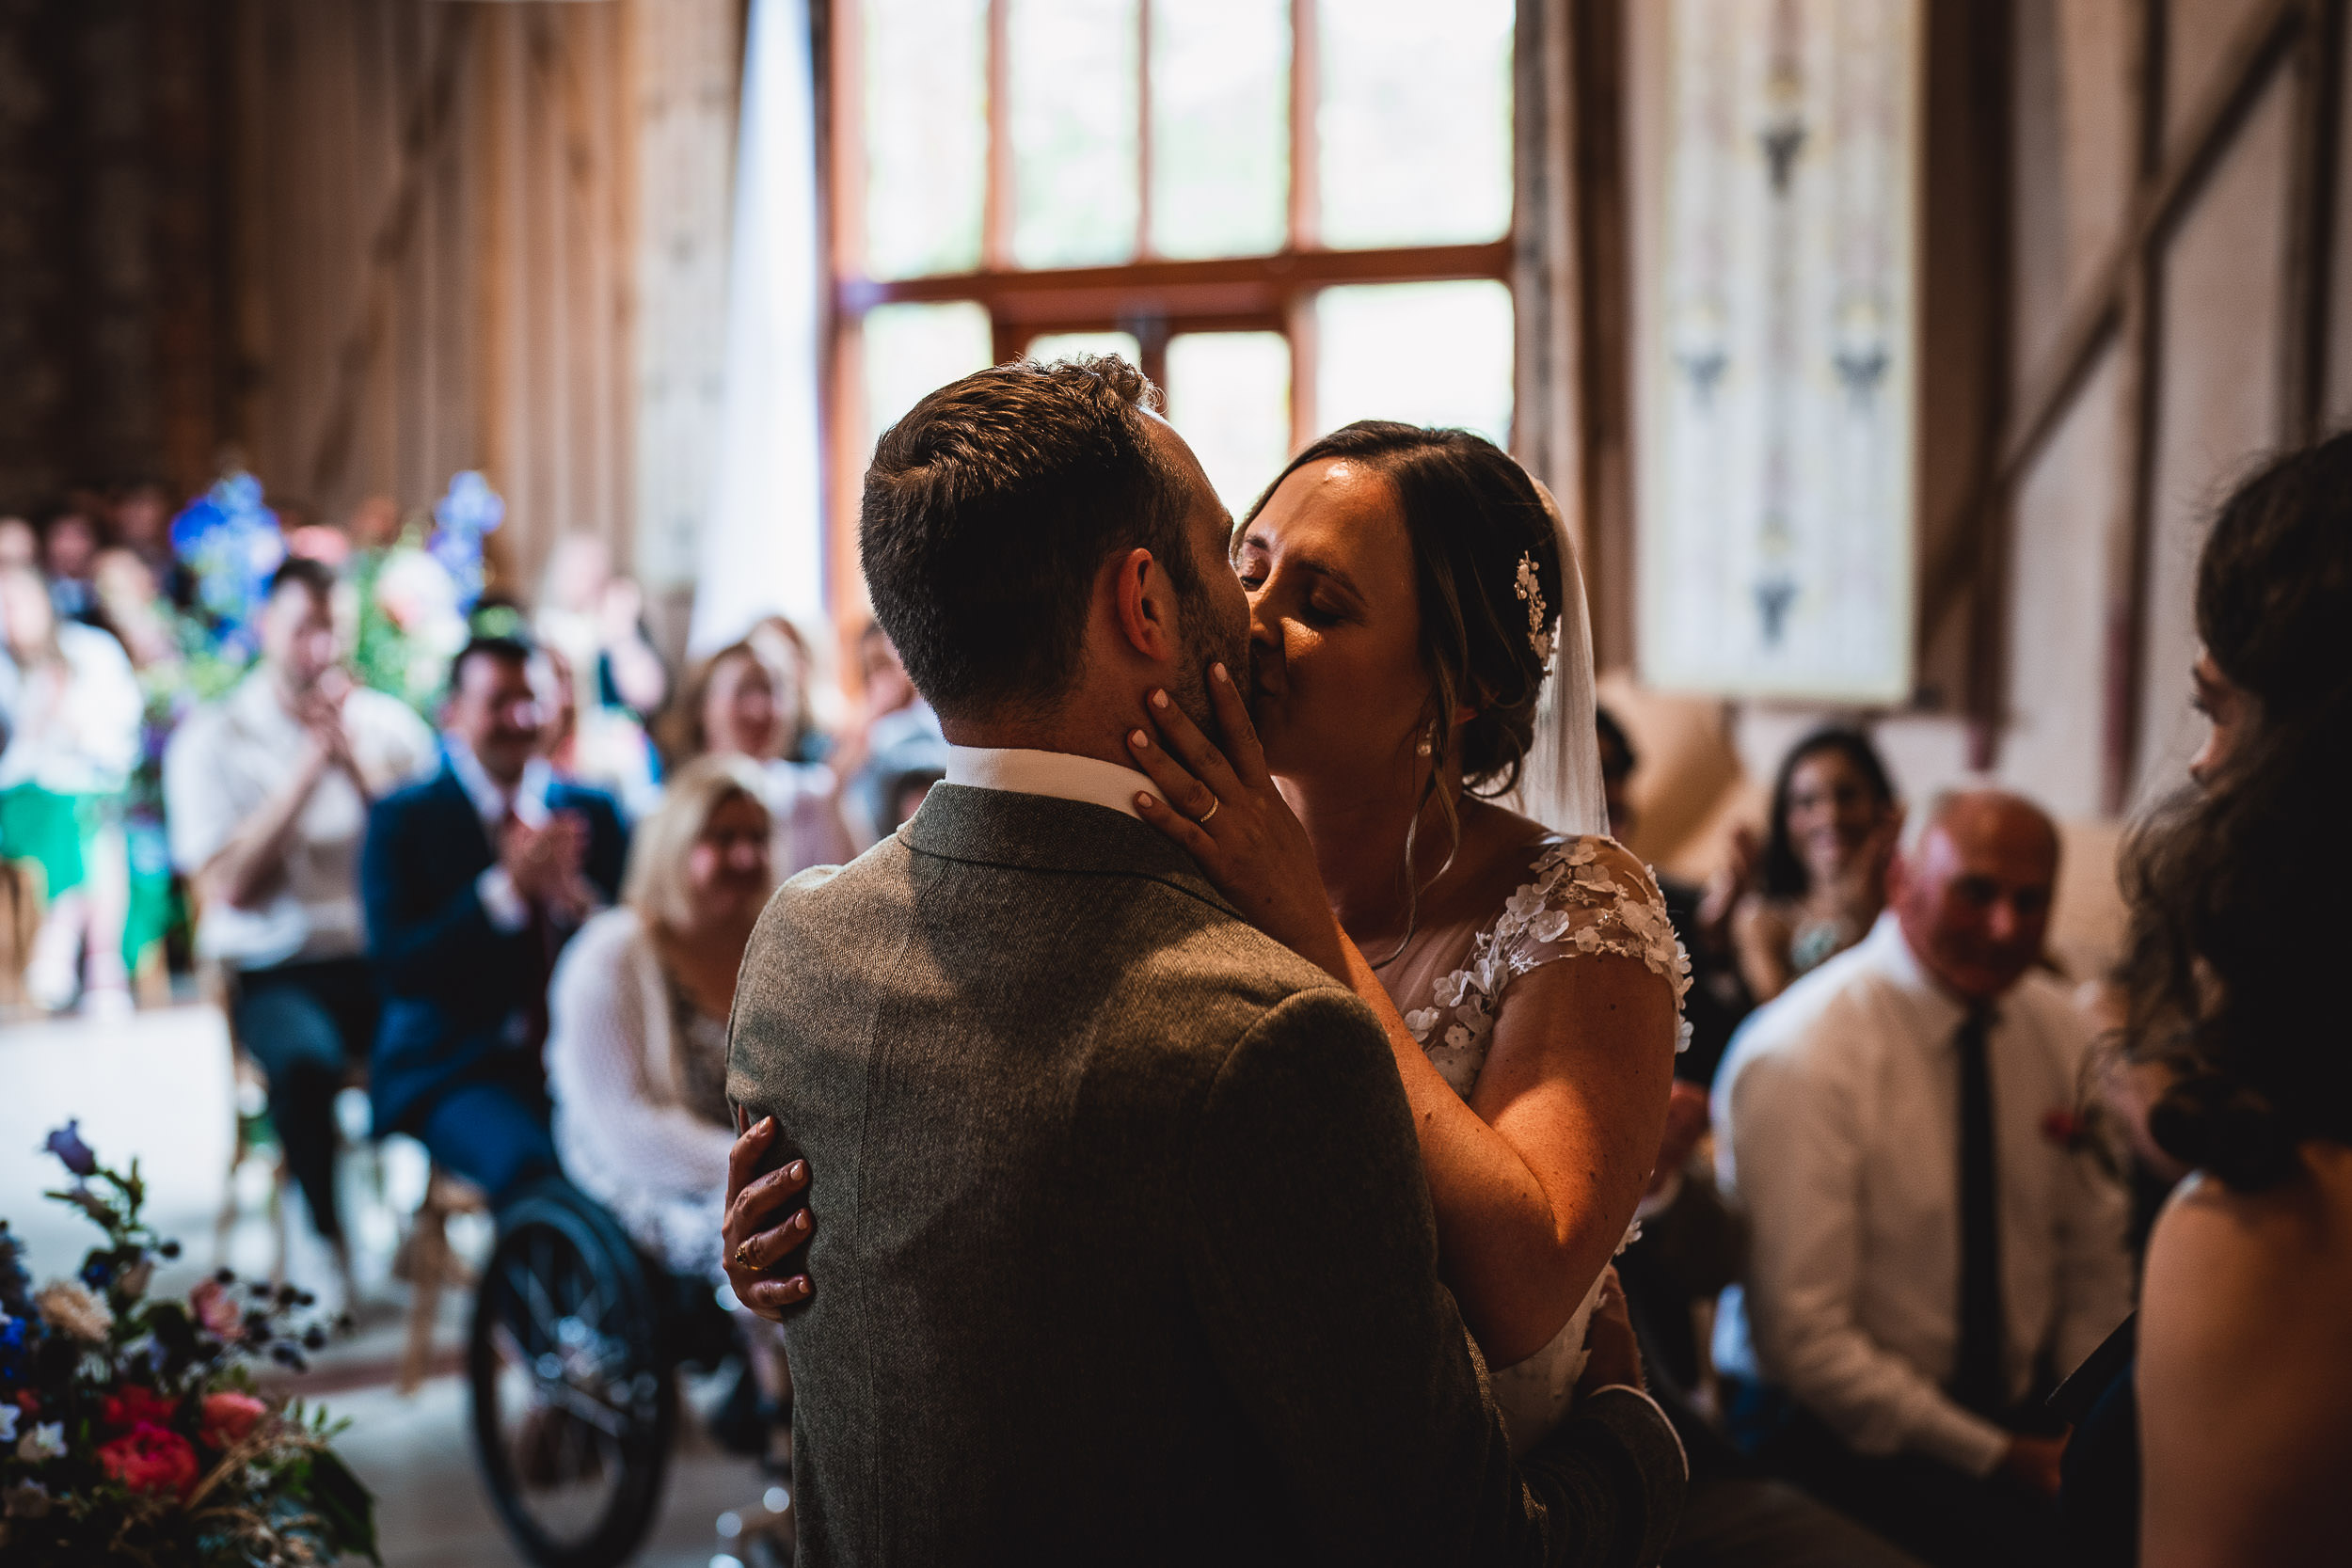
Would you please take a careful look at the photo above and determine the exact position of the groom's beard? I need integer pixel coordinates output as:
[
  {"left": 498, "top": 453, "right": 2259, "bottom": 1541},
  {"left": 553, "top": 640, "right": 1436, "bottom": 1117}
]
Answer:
[{"left": 1171, "top": 587, "right": 1254, "bottom": 744}]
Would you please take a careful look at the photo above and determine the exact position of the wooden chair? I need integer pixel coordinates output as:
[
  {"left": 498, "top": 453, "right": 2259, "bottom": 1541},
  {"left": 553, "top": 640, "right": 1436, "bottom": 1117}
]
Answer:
[{"left": 395, "top": 1160, "right": 488, "bottom": 1394}]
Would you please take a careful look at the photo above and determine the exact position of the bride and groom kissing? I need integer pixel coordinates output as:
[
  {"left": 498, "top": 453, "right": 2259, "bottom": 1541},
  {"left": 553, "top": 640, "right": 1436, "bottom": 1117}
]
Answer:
[{"left": 723, "top": 356, "right": 1691, "bottom": 1564}]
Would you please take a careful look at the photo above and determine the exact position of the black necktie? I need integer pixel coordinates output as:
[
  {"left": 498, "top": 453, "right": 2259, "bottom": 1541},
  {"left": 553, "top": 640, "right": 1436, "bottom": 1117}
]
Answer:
[{"left": 1952, "top": 1007, "right": 2006, "bottom": 1416}]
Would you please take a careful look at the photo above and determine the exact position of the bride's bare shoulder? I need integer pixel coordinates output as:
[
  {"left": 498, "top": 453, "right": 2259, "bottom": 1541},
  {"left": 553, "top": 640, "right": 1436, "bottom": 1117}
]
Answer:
[{"left": 2139, "top": 1148, "right": 2352, "bottom": 1563}]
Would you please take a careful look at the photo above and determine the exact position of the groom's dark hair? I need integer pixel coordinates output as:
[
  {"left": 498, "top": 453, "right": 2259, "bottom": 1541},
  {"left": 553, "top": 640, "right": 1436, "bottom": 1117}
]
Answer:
[{"left": 860, "top": 356, "right": 1200, "bottom": 721}]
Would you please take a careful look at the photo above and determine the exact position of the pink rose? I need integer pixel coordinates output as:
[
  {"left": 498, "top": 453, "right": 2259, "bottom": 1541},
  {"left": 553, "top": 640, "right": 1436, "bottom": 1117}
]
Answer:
[
  {"left": 103, "top": 1386, "right": 180, "bottom": 1433},
  {"left": 96, "top": 1423, "right": 200, "bottom": 1500},
  {"left": 198, "top": 1392, "right": 268, "bottom": 1451},
  {"left": 188, "top": 1279, "right": 242, "bottom": 1340}
]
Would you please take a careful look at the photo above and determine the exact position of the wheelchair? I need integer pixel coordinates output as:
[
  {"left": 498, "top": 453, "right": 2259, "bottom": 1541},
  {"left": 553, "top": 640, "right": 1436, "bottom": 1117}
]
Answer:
[{"left": 466, "top": 1179, "right": 745, "bottom": 1568}]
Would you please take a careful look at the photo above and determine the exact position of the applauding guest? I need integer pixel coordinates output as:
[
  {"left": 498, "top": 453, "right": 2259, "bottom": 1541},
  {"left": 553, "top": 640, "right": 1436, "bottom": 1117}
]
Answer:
[
  {"left": 548, "top": 755, "right": 774, "bottom": 1276},
  {"left": 363, "top": 635, "right": 627, "bottom": 1207},
  {"left": 1731, "top": 728, "right": 1901, "bottom": 1004},
  {"left": 668, "top": 641, "right": 853, "bottom": 879},
  {"left": 165, "top": 558, "right": 437, "bottom": 1262}
]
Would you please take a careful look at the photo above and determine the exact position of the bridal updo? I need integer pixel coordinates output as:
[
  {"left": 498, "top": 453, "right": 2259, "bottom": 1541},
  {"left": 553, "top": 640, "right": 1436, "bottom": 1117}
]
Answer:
[
  {"left": 2122, "top": 431, "right": 2352, "bottom": 1190},
  {"left": 1241, "top": 422, "right": 1564, "bottom": 800}
]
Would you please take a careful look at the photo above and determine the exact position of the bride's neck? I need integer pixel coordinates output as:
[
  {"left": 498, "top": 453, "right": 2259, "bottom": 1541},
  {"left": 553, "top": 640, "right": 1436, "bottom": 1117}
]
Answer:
[{"left": 1280, "top": 768, "right": 1466, "bottom": 942}]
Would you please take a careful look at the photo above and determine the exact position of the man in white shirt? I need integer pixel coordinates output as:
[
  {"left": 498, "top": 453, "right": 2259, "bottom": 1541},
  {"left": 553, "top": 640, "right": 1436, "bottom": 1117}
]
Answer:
[
  {"left": 164, "top": 558, "right": 438, "bottom": 1263},
  {"left": 1712, "top": 788, "right": 2133, "bottom": 1568}
]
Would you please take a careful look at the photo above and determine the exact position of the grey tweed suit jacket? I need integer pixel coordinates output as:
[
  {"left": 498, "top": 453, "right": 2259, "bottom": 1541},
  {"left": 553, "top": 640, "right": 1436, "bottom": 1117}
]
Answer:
[{"left": 726, "top": 784, "right": 1685, "bottom": 1566}]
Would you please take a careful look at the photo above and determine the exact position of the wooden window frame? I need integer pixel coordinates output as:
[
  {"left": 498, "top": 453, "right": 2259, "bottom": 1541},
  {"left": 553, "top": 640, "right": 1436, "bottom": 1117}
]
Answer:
[{"left": 819, "top": 0, "right": 1515, "bottom": 621}]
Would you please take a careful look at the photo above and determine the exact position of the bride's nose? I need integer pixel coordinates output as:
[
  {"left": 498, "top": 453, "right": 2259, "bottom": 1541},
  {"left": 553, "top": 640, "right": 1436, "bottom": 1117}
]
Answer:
[{"left": 1247, "top": 598, "right": 1284, "bottom": 693}]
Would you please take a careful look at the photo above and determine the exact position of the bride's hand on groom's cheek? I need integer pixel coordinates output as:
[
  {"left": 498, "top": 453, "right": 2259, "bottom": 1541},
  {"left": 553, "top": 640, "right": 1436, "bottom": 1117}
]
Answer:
[
  {"left": 1127, "top": 664, "right": 1348, "bottom": 978},
  {"left": 723, "top": 1117, "right": 816, "bottom": 1322}
]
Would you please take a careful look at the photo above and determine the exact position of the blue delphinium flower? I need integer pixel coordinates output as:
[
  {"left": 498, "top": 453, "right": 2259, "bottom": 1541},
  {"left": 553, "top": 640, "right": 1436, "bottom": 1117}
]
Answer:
[
  {"left": 42, "top": 1121, "right": 97, "bottom": 1179},
  {"left": 428, "top": 470, "right": 505, "bottom": 611}
]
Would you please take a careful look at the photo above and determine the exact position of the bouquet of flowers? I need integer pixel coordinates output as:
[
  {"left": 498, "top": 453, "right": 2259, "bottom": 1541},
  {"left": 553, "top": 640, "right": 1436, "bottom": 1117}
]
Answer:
[
  {"left": 348, "top": 471, "right": 505, "bottom": 714},
  {"left": 0, "top": 1123, "right": 377, "bottom": 1566}
]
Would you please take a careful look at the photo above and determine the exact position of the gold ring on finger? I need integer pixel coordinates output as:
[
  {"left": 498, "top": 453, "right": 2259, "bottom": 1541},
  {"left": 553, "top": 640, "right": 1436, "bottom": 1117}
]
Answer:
[
  {"left": 733, "top": 1241, "right": 755, "bottom": 1270},
  {"left": 1195, "top": 797, "right": 1219, "bottom": 825}
]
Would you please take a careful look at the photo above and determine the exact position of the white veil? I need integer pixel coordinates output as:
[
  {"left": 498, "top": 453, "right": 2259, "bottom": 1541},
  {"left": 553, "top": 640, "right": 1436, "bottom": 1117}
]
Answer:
[{"left": 1510, "top": 477, "right": 1612, "bottom": 841}]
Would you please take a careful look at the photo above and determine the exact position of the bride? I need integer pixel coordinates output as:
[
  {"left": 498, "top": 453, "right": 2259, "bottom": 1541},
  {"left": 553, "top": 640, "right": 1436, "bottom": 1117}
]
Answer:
[{"left": 726, "top": 422, "right": 1685, "bottom": 1449}]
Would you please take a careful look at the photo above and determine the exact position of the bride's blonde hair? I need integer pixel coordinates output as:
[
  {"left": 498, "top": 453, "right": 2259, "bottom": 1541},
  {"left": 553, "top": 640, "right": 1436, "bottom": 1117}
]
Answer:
[{"left": 622, "top": 753, "right": 774, "bottom": 933}]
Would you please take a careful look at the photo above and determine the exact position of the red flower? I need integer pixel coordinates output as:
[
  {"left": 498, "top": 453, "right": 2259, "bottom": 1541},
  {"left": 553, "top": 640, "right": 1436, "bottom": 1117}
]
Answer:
[
  {"left": 96, "top": 1422, "right": 201, "bottom": 1500},
  {"left": 15, "top": 1392, "right": 38, "bottom": 1417},
  {"left": 198, "top": 1391, "right": 268, "bottom": 1451},
  {"left": 103, "top": 1386, "right": 180, "bottom": 1433}
]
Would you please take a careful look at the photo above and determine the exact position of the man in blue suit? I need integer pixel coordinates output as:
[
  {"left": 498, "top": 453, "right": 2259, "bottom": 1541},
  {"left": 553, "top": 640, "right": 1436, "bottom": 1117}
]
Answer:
[{"left": 363, "top": 635, "right": 628, "bottom": 1204}]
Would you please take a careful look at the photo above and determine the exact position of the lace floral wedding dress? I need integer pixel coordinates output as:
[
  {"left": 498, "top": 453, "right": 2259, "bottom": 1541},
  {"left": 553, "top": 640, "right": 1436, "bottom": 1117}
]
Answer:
[{"left": 1393, "top": 835, "right": 1692, "bottom": 1452}]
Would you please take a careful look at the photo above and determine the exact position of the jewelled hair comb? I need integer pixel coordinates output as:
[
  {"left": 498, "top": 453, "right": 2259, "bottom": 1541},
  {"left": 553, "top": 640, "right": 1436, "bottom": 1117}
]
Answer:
[{"left": 1515, "top": 552, "right": 1555, "bottom": 665}]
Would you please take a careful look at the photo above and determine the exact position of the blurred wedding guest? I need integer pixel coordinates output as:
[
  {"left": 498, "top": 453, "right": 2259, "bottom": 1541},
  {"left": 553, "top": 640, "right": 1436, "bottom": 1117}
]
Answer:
[
  {"left": 547, "top": 755, "right": 775, "bottom": 1275},
  {"left": 109, "top": 480, "right": 182, "bottom": 601},
  {"left": 1713, "top": 787, "right": 2133, "bottom": 1568},
  {"left": 534, "top": 533, "right": 669, "bottom": 718},
  {"left": 745, "top": 613, "right": 830, "bottom": 763},
  {"left": 533, "top": 643, "right": 660, "bottom": 822},
  {"left": 41, "top": 506, "right": 103, "bottom": 624},
  {"left": 2060, "top": 435, "right": 2352, "bottom": 1568},
  {"left": 0, "top": 562, "right": 143, "bottom": 1013},
  {"left": 666, "top": 640, "right": 852, "bottom": 877},
  {"left": 94, "top": 548, "right": 192, "bottom": 991},
  {"left": 1597, "top": 706, "right": 1754, "bottom": 1084},
  {"left": 91, "top": 549, "right": 183, "bottom": 673},
  {"left": 1730, "top": 727, "right": 1900, "bottom": 1004},
  {"left": 0, "top": 515, "right": 35, "bottom": 572},
  {"left": 834, "top": 620, "right": 945, "bottom": 846},
  {"left": 364, "top": 635, "right": 628, "bottom": 1207},
  {"left": 164, "top": 559, "right": 437, "bottom": 1267}
]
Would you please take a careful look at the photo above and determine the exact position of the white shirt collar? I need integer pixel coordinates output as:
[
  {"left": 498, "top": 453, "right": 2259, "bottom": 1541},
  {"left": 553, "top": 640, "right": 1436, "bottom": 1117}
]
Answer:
[
  {"left": 1859, "top": 911, "right": 1993, "bottom": 1043},
  {"left": 442, "top": 735, "right": 552, "bottom": 830},
  {"left": 943, "top": 745, "right": 1154, "bottom": 822}
]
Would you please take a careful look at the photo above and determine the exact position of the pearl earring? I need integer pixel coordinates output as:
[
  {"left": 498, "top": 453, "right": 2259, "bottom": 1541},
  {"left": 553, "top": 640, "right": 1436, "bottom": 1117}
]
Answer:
[{"left": 1416, "top": 733, "right": 1434, "bottom": 758}]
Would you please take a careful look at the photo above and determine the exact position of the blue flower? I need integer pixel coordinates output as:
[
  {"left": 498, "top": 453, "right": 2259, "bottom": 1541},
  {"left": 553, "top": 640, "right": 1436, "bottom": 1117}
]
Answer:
[
  {"left": 42, "top": 1121, "right": 97, "bottom": 1179},
  {"left": 81, "top": 1259, "right": 112, "bottom": 1291}
]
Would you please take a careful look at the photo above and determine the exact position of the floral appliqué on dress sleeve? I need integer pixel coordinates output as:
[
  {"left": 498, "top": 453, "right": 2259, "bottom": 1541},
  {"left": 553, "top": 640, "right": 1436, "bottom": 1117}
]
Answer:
[{"left": 1402, "top": 835, "right": 1693, "bottom": 1100}]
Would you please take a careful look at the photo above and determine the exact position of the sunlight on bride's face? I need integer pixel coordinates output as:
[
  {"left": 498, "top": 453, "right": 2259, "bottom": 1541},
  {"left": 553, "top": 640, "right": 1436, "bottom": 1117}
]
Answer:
[{"left": 1234, "top": 458, "right": 1434, "bottom": 791}]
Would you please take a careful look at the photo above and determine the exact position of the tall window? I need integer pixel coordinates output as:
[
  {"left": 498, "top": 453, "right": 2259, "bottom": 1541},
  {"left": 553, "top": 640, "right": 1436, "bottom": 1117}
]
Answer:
[{"left": 826, "top": 0, "right": 1516, "bottom": 556}]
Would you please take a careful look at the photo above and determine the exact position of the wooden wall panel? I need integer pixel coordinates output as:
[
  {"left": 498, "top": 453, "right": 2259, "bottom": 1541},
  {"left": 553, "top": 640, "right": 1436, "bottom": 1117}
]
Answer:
[
  {"left": 2003, "top": 341, "right": 2125, "bottom": 818},
  {"left": 231, "top": 0, "right": 637, "bottom": 596},
  {"left": 2168, "top": 0, "right": 2276, "bottom": 143},
  {"left": 2133, "top": 71, "right": 2296, "bottom": 803}
]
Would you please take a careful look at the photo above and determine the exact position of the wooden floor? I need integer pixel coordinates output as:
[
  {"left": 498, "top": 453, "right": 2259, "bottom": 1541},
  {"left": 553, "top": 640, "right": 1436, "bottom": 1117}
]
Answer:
[{"left": 1, "top": 1003, "right": 771, "bottom": 1566}]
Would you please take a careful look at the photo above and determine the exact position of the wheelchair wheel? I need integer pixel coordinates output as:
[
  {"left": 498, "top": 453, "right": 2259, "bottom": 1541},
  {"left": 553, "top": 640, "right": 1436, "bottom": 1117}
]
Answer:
[{"left": 468, "top": 1186, "right": 676, "bottom": 1568}]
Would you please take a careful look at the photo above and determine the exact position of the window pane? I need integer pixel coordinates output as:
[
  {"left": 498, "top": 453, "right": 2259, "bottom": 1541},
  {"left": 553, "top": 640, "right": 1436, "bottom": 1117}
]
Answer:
[
  {"left": 1010, "top": 0, "right": 1139, "bottom": 268},
  {"left": 1025, "top": 330, "right": 1142, "bottom": 365},
  {"left": 1317, "top": 0, "right": 1513, "bottom": 249},
  {"left": 1152, "top": 0, "right": 1288, "bottom": 259},
  {"left": 862, "top": 301, "right": 994, "bottom": 448},
  {"left": 1167, "top": 333, "right": 1291, "bottom": 516},
  {"left": 1316, "top": 281, "right": 1513, "bottom": 444},
  {"left": 863, "top": 0, "right": 989, "bottom": 279}
]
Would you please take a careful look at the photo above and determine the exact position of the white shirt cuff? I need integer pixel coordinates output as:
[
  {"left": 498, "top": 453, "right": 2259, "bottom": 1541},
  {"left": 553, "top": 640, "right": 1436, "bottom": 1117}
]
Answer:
[
  {"left": 475, "top": 866, "right": 530, "bottom": 933},
  {"left": 1914, "top": 1401, "right": 2013, "bottom": 1479}
]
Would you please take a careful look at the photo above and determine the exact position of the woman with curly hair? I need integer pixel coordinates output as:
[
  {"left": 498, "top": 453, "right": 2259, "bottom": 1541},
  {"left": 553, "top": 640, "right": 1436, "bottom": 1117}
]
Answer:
[{"left": 2089, "top": 434, "right": 2352, "bottom": 1565}]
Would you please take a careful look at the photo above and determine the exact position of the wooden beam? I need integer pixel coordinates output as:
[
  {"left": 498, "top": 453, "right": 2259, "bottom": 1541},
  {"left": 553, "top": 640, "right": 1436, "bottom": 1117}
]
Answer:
[
  {"left": 983, "top": 0, "right": 1010, "bottom": 269},
  {"left": 1289, "top": 0, "right": 1318, "bottom": 251},
  {"left": 1919, "top": 0, "right": 2306, "bottom": 662},
  {"left": 1961, "top": 0, "right": 2017, "bottom": 767},
  {"left": 2098, "top": 0, "right": 2167, "bottom": 814},
  {"left": 840, "top": 238, "right": 1514, "bottom": 312},
  {"left": 2281, "top": 0, "right": 2344, "bottom": 445},
  {"left": 1136, "top": 0, "right": 1154, "bottom": 260}
]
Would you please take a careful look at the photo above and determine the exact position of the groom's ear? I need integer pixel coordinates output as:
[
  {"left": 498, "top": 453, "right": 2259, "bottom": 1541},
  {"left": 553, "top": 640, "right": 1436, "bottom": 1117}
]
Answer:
[{"left": 1108, "top": 546, "right": 1176, "bottom": 663}]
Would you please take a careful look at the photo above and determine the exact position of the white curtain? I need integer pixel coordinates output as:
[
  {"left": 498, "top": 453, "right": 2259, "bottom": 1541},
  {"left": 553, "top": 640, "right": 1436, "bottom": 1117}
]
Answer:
[{"left": 691, "top": 0, "right": 825, "bottom": 654}]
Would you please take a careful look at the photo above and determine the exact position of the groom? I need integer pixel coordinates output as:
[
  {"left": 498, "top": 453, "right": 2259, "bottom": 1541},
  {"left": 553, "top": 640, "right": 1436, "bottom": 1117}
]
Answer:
[{"left": 726, "top": 357, "right": 1686, "bottom": 1564}]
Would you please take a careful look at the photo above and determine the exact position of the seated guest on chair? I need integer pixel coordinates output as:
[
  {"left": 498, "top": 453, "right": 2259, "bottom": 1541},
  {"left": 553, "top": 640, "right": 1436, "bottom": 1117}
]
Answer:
[
  {"left": 725, "top": 357, "right": 1686, "bottom": 1565},
  {"left": 363, "top": 634, "right": 627, "bottom": 1205},
  {"left": 547, "top": 753, "right": 775, "bottom": 1277},
  {"left": 1712, "top": 787, "right": 2133, "bottom": 1568},
  {"left": 165, "top": 558, "right": 438, "bottom": 1278}
]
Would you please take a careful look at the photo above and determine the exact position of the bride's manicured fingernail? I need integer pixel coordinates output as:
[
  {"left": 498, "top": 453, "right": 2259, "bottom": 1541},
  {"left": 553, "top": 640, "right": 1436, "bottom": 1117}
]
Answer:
[
  {"left": 1150, "top": 689, "right": 1169, "bottom": 708},
  {"left": 1130, "top": 729, "right": 1150, "bottom": 749},
  {"left": 1213, "top": 663, "right": 1230, "bottom": 683},
  {"left": 786, "top": 1160, "right": 806, "bottom": 1180},
  {"left": 1136, "top": 792, "right": 1157, "bottom": 811}
]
